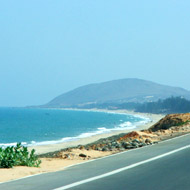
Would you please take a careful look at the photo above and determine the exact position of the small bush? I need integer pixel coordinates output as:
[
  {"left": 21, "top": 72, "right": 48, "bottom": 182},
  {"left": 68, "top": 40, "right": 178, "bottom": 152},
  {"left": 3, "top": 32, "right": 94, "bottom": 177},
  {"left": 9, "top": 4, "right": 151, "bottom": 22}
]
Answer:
[
  {"left": 0, "top": 143, "right": 41, "bottom": 168},
  {"left": 175, "top": 120, "right": 190, "bottom": 127}
]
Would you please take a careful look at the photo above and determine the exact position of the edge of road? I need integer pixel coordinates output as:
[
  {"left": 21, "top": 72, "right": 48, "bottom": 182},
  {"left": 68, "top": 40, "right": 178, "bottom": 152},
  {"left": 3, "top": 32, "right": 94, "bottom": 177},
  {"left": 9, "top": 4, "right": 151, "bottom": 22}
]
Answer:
[{"left": 0, "top": 133, "right": 189, "bottom": 185}]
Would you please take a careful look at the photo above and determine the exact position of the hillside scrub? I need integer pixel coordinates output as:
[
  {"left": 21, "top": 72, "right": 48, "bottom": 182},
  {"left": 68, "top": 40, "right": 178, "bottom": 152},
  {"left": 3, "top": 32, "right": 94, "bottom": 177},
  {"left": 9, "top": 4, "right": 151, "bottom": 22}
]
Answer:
[
  {"left": 0, "top": 143, "right": 41, "bottom": 168},
  {"left": 135, "top": 97, "right": 190, "bottom": 114}
]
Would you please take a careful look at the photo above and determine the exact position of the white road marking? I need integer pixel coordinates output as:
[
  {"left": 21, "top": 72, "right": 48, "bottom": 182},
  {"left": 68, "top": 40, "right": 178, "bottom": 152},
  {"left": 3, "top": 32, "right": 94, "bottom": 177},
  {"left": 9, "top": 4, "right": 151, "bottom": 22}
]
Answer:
[
  {"left": 0, "top": 133, "right": 189, "bottom": 185},
  {"left": 63, "top": 133, "right": 190, "bottom": 170},
  {"left": 53, "top": 144, "right": 190, "bottom": 190}
]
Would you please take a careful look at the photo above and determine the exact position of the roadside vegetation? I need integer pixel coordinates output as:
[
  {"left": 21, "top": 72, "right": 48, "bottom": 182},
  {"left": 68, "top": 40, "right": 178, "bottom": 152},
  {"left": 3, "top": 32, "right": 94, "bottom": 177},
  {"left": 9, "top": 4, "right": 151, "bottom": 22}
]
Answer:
[
  {"left": 0, "top": 143, "right": 41, "bottom": 168},
  {"left": 135, "top": 97, "right": 190, "bottom": 114}
]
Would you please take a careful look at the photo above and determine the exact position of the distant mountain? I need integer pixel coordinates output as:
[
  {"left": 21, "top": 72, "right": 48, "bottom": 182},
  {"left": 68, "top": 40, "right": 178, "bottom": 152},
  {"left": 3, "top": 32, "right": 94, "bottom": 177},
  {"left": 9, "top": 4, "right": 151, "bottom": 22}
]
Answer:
[{"left": 44, "top": 78, "right": 190, "bottom": 108}]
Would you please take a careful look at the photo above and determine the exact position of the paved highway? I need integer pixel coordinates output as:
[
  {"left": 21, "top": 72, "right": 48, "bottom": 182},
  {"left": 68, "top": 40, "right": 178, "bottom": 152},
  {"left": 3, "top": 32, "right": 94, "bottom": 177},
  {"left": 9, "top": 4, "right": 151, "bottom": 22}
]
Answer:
[{"left": 0, "top": 134, "right": 190, "bottom": 190}]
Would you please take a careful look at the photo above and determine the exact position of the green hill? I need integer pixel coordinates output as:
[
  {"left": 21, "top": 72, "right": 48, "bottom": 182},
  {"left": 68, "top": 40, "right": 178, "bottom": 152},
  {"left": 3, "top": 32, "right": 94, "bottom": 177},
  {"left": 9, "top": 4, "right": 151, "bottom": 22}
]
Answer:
[{"left": 44, "top": 78, "right": 190, "bottom": 108}]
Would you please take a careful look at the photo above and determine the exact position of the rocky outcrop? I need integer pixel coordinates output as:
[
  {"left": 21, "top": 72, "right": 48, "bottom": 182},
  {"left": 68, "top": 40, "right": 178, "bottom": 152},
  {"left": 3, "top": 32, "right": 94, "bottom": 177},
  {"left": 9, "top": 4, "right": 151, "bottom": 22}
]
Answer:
[
  {"left": 40, "top": 131, "right": 158, "bottom": 159},
  {"left": 118, "top": 131, "right": 140, "bottom": 141},
  {"left": 83, "top": 131, "right": 158, "bottom": 152},
  {"left": 149, "top": 113, "right": 190, "bottom": 132}
]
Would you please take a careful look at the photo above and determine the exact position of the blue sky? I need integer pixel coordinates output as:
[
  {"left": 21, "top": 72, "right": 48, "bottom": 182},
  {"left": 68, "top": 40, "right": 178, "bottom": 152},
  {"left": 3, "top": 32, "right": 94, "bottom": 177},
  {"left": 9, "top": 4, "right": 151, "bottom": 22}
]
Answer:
[{"left": 0, "top": 0, "right": 190, "bottom": 106}]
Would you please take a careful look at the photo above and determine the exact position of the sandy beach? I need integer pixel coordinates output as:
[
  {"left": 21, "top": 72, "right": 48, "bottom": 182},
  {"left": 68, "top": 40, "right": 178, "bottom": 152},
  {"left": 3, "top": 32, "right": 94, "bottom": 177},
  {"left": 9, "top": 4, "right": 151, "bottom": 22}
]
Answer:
[
  {"left": 0, "top": 109, "right": 164, "bottom": 183},
  {"left": 28, "top": 109, "right": 164, "bottom": 155}
]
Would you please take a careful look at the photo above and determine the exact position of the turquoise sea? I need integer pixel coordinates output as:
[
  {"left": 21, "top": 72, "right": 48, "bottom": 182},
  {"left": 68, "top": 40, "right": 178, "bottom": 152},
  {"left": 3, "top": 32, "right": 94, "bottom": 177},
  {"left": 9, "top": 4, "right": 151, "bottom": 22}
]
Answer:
[{"left": 0, "top": 108, "right": 149, "bottom": 147}]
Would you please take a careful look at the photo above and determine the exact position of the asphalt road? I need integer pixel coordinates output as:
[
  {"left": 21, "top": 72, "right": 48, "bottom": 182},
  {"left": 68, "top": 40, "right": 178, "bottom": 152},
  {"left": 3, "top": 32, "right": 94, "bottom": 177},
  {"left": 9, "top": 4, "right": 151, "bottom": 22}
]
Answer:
[{"left": 0, "top": 134, "right": 190, "bottom": 190}]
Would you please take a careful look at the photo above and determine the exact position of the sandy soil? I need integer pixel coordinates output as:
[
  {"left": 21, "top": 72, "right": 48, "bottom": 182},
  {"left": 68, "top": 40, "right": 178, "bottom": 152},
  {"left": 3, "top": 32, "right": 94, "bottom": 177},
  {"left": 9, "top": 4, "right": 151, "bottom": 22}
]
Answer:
[
  {"left": 0, "top": 109, "right": 164, "bottom": 183},
  {"left": 0, "top": 150, "right": 113, "bottom": 183}
]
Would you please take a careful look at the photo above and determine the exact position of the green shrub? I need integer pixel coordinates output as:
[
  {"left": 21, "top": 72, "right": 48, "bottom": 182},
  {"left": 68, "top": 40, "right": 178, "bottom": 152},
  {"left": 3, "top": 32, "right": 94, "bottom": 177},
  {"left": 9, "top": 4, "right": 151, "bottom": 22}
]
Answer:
[
  {"left": 0, "top": 143, "right": 41, "bottom": 168},
  {"left": 175, "top": 120, "right": 190, "bottom": 127}
]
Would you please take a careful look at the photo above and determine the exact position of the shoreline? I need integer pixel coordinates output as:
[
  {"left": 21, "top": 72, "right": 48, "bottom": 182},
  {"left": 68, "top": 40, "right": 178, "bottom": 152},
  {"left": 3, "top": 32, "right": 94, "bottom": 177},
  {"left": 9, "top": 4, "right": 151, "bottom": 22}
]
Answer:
[
  {"left": 29, "top": 109, "right": 164, "bottom": 155},
  {"left": 0, "top": 109, "right": 165, "bottom": 183}
]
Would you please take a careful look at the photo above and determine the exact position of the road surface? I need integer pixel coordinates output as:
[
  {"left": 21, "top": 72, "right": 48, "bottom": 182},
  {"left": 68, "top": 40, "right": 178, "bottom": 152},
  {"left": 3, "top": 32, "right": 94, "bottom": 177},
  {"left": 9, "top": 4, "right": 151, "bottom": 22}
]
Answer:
[{"left": 0, "top": 134, "right": 190, "bottom": 190}]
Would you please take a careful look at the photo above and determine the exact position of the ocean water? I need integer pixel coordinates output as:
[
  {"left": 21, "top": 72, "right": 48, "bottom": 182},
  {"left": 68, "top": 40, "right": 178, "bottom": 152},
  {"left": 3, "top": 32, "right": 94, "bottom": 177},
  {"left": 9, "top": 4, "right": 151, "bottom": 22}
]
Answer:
[{"left": 0, "top": 108, "right": 150, "bottom": 147}]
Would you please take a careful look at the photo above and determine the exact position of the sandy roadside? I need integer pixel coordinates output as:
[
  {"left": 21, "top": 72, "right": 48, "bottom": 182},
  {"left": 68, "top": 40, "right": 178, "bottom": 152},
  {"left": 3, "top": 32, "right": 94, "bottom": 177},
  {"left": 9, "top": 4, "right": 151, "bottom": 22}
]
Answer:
[
  {"left": 0, "top": 150, "right": 112, "bottom": 183},
  {"left": 0, "top": 109, "right": 164, "bottom": 183}
]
